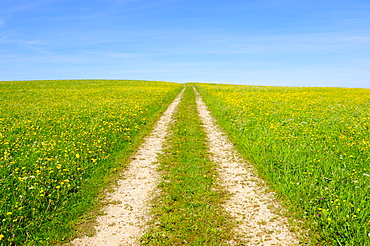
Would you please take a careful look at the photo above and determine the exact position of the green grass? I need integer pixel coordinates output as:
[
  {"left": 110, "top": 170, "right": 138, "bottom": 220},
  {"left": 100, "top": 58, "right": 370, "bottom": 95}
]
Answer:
[
  {"left": 141, "top": 85, "right": 235, "bottom": 245},
  {"left": 3, "top": 79, "right": 368, "bottom": 245},
  {"left": 0, "top": 80, "right": 182, "bottom": 245},
  {"left": 193, "top": 83, "right": 370, "bottom": 245}
]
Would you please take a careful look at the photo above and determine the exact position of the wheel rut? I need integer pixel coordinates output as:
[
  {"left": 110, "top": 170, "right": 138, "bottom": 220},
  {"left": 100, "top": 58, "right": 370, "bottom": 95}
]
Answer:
[
  {"left": 72, "top": 86, "right": 299, "bottom": 245},
  {"left": 72, "top": 88, "right": 185, "bottom": 246},
  {"left": 194, "top": 86, "right": 299, "bottom": 245}
]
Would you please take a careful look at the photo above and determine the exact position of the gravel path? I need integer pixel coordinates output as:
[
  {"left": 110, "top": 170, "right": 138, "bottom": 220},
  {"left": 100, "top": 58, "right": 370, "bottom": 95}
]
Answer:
[
  {"left": 194, "top": 86, "right": 299, "bottom": 245},
  {"left": 72, "top": 88, "right": 184, "bottom": 246}
]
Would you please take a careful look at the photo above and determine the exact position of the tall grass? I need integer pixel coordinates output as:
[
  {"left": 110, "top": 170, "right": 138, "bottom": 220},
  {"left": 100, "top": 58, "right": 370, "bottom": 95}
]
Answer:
[{"left": 194, "top": 83, "right": 370, "bottom": 245}]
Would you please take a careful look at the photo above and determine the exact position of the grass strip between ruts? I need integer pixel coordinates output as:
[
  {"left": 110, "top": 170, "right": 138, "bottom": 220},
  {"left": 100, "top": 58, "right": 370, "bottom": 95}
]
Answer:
[{"left": 141, "top": 86, "right": 235, "bottom": 245}]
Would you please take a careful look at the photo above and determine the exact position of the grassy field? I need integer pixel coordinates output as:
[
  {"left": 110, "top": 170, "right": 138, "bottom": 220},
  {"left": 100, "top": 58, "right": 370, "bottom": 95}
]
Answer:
[
  {"left": 1, "top": 80, "right": 369, "bottom": 245},
  {"left": 194, "top": 83, "right": 370, "bottom": 245},
  {"left": 0, "top": 80, "right": 182, "bottom": 245}
]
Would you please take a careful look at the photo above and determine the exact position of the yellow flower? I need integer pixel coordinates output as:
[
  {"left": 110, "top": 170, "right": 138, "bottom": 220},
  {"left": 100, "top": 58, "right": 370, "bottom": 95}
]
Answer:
[{"left": 0, "top": 234, "right": 4, "bottom": 240}]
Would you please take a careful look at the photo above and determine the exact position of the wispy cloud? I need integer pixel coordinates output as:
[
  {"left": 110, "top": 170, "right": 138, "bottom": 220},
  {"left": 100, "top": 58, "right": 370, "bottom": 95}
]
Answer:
[
  {"left": 336, "top": 16, "right": 370, "bottom": 24},
  {"left": 114, "top": 0, "right": 138, "bottom": 6},
  {"left": 5, "top": 1, "right": 45, "bottom": 17},
  {"left": 0, "top": 34, "right": 12, "bottom": 44},
  {"left": 3, "top": 0, "right": 76, "bottom": 18},
  {"left": 103, "top": 52, "right": 144, "bottom": 58},
  {"left": 1, "top": 0, "right": 369, "bottom": 88}
]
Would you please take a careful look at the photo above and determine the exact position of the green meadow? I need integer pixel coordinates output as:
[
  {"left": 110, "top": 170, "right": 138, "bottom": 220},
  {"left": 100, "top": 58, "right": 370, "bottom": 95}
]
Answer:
[
  {"left": 194, "top": 83, "right": 370, "bottom": 245},
  {"left": 0, "top": 80, "right": 182, "bottom": 244},
  {"left": 0, "top": 80, "right": 369, "bottom": 245}
]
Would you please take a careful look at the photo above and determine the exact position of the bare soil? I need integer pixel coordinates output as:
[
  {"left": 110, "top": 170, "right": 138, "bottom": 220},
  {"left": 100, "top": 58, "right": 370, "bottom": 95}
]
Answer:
[
  {"left": 194, "top": 87, "right": 299, "bottom": 245},
  {"left": 72, "top": 88, "right": 184, "bottom": 246}
]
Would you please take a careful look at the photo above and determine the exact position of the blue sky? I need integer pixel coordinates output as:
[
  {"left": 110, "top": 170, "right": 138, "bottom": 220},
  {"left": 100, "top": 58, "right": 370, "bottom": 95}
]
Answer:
[{"left": 1, "top": 0, "right": 370, "bottom": 88}]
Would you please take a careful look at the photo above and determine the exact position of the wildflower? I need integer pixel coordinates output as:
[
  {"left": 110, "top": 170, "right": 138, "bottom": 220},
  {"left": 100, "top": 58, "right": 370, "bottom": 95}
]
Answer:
[
  {"left": 0, "top": 234, "right": 4, "bottom": 240},
  {"left": 317, "top": 214, "right": 322, "bottom": 217}
]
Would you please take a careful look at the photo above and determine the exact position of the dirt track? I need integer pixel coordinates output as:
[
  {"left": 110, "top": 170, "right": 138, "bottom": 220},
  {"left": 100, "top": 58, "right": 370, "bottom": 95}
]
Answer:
[
  {"left": 194, "top": 86, "right": 299, "bottom": 245},
  {"left": 72, "top": 88, "right": 185, "bottom": 246},
  {"left": 72, "top": 86, "right": 299, "bottom": 245}
]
